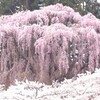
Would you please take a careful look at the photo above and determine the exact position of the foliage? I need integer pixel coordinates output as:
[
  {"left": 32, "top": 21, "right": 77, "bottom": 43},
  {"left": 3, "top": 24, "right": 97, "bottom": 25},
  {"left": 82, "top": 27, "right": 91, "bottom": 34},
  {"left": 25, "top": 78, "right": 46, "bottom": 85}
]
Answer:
[
  {"left": 0, "top": 0, "right": 12, "bottom": 15},
  {"left": 0, "top": 0, "right": 100, "bottom": 18}
]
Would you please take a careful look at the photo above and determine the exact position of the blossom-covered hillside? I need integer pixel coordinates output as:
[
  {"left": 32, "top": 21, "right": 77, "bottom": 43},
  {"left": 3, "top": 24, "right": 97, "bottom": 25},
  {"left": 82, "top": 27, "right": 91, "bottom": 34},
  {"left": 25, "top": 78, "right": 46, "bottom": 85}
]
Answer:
[{"left": 0, "top": 69, "right": 100, "bottom": 100}]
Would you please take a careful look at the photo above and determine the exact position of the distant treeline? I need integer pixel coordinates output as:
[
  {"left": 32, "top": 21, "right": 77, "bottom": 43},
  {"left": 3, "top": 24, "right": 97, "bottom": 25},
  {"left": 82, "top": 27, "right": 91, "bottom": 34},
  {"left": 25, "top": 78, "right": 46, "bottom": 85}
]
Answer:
[{"left": 0, "top": 0, "right": 100, "bottom": 18}]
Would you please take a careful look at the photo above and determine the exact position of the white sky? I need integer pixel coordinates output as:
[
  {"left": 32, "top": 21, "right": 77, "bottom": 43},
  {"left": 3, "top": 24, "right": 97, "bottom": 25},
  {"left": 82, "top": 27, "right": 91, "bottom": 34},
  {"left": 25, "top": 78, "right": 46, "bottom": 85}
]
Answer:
[{"left": 97, "top": 0, "right": 100, "bottom": 3}]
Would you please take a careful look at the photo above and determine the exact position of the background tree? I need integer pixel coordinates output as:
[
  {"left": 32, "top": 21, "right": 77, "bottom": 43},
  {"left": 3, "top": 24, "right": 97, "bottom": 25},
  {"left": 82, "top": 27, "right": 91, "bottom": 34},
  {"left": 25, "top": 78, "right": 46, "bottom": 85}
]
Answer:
[
  {"left": 0, "top": 0, "right": 100, "bottom": 18},
  {"left": 85, "top": 0, "right": 100, "bottom": 18},
  {"left": 0, "top": 0, "right": 12, "bottom": 15}
]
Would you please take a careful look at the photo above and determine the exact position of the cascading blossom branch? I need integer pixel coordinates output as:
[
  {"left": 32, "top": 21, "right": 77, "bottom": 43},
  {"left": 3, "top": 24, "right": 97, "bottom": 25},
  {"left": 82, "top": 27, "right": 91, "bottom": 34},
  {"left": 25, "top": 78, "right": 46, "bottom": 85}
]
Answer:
[{"left": 0, "top": 3, "right": 100, "bottom": 87}]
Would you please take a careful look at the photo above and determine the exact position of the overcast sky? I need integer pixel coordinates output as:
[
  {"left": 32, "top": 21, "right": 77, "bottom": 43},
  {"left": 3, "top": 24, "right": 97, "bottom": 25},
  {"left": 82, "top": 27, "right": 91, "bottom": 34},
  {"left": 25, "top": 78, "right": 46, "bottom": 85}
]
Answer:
[{"left": 97, "top": 0, "right": 100, "bottom": 3}]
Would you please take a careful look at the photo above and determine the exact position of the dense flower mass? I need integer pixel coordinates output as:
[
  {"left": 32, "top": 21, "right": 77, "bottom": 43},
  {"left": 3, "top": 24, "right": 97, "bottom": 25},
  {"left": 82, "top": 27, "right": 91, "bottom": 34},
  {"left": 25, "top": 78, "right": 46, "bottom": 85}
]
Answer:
[{"left": 0, "top": 3, "right": 100, "bottom": 86}]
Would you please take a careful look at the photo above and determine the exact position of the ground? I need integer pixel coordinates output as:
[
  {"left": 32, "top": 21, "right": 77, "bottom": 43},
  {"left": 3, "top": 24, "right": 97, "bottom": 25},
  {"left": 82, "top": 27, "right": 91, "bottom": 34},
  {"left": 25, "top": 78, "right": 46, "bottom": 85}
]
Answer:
[{"left": 0, "top": 69, "right": 100, "bottom": 100}]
